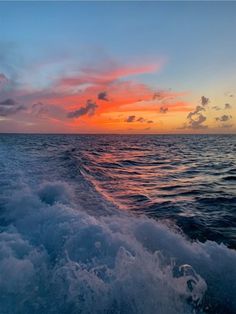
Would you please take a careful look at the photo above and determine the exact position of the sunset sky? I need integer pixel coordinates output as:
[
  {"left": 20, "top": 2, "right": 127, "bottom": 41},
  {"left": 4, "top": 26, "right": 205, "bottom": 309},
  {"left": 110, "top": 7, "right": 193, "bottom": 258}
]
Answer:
[{"left": 0, "top": 2, "right": 235, "bottom": 133}]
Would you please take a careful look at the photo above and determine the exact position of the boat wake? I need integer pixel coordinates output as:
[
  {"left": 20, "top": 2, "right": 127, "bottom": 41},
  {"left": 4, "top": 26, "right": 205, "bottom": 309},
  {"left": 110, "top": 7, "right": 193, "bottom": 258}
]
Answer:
[{"left": 0, "top": 180, "right": 235, "bottom": 314}]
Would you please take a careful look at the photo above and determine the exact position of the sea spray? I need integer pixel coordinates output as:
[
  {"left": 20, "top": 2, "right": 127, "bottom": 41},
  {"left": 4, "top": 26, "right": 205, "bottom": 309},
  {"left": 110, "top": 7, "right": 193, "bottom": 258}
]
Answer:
[{"left": 0, "top": 181, "right": 235, "bottom": 313}]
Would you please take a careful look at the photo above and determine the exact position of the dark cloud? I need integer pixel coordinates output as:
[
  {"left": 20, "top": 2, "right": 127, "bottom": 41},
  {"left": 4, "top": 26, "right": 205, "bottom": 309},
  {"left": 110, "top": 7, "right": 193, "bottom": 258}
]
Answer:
[
  {"left": 201, "top": 96, "right": 210, "bottom": 106},
  {"left": 187, "top": 105, "right": 205, "bottom": 119},
  {"left": 126, "top": 116, "right": 154, "bottom": 124},
  {"left": 181, "top": 95, "right": 232, "bottom": 130},
  {"left": 224, "top": 103, "right": 232, "bottom": 110},
  {"left": 181, "top": 100, "right": 208, "bottom": 129},
  {"left": 137, "top": 117, "right": 145, "bottom": 123},
  {"left": 0, "top": 98, "right": 15, "bottom": 106},
  {"left": 212, "top": 106, "right": 221, "bottom": 111},
  {"left": 184, "top": 96, "right": 209, "bottom": 128},
  {"left": 189, "top": 113, "right": 207, "bottom": 129},
  {"left": 0, "top": 98, "right": 24, "bottom": 117},
  {"left": 216, "top": 114, "right": 232, "bottom": 122},
  {"left": 67, "top": 100, "right": 98, "bottom": 118},
  {"left": 159, "top": 106, "right": 168, "bottom": 114},
  {"left": 125, "top": 115, "right": 136, "bottom": 123},
  {"left": 97, "top": 91, "right": 109, "bottom": 101}
]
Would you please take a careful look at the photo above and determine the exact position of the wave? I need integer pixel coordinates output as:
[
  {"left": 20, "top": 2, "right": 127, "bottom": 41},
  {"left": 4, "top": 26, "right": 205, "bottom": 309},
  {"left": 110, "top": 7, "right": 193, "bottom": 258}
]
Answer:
[{"left": 0, "top": 181, "right": 236, "bottom": 314}]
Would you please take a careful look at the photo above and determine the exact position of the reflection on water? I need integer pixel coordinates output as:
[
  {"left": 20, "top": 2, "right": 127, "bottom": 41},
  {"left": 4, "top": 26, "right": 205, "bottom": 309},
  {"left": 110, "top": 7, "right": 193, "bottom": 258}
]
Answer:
[
  {"left": 0, "top": 134, "right": 236, "bottom": 313},
  {"left": 77, "top": 135, "right": 236, "bottom": 248},
  {"left": 0, "top": 134, "right": 235, "bottom": 248}
]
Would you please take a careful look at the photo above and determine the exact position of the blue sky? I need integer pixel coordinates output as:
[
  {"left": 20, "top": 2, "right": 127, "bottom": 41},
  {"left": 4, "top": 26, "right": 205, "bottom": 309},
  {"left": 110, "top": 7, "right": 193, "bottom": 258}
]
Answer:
[{"left": 0, "top": 2, "right": 235, "bottom": 133}]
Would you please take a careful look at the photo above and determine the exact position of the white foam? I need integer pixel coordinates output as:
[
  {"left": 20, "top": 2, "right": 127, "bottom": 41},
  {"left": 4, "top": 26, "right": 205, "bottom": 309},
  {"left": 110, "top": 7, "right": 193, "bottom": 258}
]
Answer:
[{"left": 0, "top": 181, "right": 235, "bottom": 313}]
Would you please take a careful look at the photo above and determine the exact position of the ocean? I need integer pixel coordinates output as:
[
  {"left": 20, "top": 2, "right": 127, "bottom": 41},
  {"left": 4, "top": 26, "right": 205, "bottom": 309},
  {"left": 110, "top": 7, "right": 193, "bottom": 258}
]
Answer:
[{"left": 0, "top": 134, "right": 235, "bottom": 314}]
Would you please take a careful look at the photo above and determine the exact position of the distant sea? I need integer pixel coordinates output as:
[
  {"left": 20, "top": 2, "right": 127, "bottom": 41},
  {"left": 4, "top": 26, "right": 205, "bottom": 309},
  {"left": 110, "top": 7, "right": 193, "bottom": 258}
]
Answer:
[{"left": 0, "top": 134, "right": 235, "bottom": 313}]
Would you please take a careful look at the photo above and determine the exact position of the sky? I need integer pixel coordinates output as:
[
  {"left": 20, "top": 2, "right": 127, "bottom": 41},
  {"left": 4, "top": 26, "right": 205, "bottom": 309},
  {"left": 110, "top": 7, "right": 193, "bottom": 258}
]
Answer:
[{"left": 0, "top": 1, "right": 235, "bottom": 134}]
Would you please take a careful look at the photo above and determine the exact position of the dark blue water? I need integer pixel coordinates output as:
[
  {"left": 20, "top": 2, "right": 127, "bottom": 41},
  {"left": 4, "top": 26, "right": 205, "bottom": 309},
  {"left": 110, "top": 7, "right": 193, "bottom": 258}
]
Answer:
[{"left": 0, "top": 134, "right": 235, "bottom": 313}]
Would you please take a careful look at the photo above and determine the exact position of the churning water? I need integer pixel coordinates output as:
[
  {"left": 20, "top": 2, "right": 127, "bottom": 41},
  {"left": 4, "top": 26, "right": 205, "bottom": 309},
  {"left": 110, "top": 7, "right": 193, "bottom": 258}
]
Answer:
[{"left": 0, "top": 134, "right": 235, "bottom": 313}]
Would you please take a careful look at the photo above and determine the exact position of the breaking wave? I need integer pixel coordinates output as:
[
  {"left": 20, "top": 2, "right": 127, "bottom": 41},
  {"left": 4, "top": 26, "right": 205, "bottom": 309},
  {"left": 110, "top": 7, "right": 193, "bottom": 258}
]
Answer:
[{"left": 0, "top": 180, "right": 236, "bottom": 314}]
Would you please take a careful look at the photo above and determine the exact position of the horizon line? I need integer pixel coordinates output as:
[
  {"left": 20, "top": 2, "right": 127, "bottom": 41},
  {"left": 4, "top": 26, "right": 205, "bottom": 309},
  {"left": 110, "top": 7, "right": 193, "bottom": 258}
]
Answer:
[{"left": 0, "top": 132, "right": 235, "bottom": 136}]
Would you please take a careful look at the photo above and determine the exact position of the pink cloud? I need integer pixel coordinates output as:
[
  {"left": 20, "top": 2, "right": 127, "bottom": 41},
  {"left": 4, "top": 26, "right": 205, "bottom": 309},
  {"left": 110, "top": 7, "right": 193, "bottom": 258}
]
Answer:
[
  {"left": 0, "top": 73, "right": 9, "bottom": 89},
  {"left": 57, "top": 62, "right": 162, "bottom": 87},
  {"left": 0, "top": 57, "right": 191, "bottom": 132}
]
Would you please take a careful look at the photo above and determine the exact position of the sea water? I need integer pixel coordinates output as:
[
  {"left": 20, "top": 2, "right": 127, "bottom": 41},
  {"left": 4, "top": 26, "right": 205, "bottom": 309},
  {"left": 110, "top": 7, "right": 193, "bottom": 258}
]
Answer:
[{"left": 0, "top": 134, "right": 235, "bottom": 313}]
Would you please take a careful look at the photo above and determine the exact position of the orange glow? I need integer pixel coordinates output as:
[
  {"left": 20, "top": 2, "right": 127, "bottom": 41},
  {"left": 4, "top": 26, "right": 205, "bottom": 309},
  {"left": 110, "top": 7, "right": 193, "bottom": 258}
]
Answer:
[{"left": 5, "top": 59, "right": 227, "bottom": 134}]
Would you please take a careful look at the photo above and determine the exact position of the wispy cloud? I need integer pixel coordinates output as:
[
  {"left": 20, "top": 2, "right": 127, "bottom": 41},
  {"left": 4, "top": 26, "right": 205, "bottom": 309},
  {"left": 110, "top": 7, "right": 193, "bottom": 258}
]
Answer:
[
  {"left": 216, "top": 114, "right": 232, "bottom": 122},
  {"left": 58, "top": 63, "right": 160, "bottom": 87},
  {"left": 0, "top": 98, "right": 25, "bottom": 117},
  {"left": 212, "top": 106, "right": 221, "bottom": 111},
  {"left": 0, "top": 51, "right": 191, "bottom": 132},
  {"left": 225, "top": 91, "right": 234, "bottom": 98},
  {"left": 0, "top": 73, "right": 8, "bottom": 87},
  {"left": 31, "top": 102, "right": 49, "bottom": 117}
]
